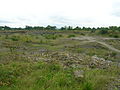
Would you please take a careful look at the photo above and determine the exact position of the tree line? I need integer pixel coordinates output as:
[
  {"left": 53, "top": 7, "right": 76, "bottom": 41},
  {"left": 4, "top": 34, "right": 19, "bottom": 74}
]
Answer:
[{"left": 0, "top": 25, "right": 120, "bottom": 31}]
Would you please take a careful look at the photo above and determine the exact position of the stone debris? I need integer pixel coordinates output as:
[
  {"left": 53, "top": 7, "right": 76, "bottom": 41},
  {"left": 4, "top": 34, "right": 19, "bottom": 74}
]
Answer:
[
  {"left": 90, "top": 55, "right": 112, "bottom": 69},
  {"left": 74, "top": 70, "right": 84, "bottom": 78}
]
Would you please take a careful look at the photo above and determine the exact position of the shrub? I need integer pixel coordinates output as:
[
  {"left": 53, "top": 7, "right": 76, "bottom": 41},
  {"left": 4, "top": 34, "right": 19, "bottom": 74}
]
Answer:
[
  {"left": 113, "top": 35, "right": 119, "bottom": 38},
  {"left": 67, "top": 34, "right": 76, "bottom": 38},
  {"left": 11, "top": 36, "right": 20, "bottom": 41},
  {"left": 58, "top": 34, "right": 62, "bottom": 37},
  {"left": 43, "top": 34, "right": 57, "bottom": 39},
  {"left": 99, "top": 30, "right": 108, "bottom": 34}
]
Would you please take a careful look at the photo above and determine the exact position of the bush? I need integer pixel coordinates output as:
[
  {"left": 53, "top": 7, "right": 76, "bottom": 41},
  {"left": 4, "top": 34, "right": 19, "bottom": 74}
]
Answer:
[
  {"left": 58, "top": 34, "right": 62, "bottom": 37},
  {"left": 99, "top": 30, "right": 108, "bottom": 34},
  {"left": 67, "top": 34, "right": 76, "bottom": 38},
  {"left": 113, "top": 35, "right": 119, "bottom": 38},
  {"left": 43, "top": 34, "right": 57, "bottom": 39},
  {"left": 109, "top": 34, "right": 119, "bottom": 38},
  {"left": 10, "top": 36, "right": 20, "bottom": 41}
]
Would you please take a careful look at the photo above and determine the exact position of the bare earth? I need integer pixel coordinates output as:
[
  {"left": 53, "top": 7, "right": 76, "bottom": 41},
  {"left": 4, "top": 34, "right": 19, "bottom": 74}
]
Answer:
[{"left": 71, "top": 36, "right": 120, "bottom": 53}]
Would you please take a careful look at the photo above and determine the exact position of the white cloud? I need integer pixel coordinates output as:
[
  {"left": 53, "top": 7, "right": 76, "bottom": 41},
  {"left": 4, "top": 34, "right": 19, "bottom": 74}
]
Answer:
[{"left": 0, "top": 0, "right": 120, "bottom": 27}]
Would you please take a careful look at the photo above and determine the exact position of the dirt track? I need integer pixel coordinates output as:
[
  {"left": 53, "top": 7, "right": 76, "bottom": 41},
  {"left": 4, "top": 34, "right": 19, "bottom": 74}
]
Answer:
[{"left": 72, "top": 36, "right": 120, "bottom": 53}]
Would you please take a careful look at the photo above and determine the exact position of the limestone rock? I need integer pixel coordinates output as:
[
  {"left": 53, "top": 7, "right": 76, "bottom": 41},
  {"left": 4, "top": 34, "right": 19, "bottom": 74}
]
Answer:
[{"left": 74, "top": 70, "right": 84, "bottom": 78}]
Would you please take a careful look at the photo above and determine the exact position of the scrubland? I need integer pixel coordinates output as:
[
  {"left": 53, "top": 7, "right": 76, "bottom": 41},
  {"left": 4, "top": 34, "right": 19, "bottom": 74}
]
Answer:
[{"left": 0, "top": 30, "right": 120, "bottom": 90}]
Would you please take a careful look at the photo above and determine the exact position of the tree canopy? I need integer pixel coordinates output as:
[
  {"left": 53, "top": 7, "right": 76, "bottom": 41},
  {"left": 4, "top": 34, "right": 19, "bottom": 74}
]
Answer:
[{"left": 0, "top": 25, "right": 120, "bottom": 31}]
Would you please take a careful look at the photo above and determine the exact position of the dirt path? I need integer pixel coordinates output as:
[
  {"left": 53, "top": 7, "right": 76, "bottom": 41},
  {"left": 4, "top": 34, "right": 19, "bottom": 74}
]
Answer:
[{"left": 72, "top": 36, "right": 120, "bottom": 53}]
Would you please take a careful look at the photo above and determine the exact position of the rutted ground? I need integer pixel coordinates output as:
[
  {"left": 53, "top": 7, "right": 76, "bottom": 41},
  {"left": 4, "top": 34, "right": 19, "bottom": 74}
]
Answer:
[{"left": 72, "top": 36, "right": 120, "bottom": 53}]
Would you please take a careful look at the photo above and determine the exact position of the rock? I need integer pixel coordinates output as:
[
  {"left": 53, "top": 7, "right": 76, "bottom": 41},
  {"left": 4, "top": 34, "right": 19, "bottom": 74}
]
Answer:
[
  {"left": 74, "top": 70, "right": 84, "bottom": 78},
  {"left": 90, "top": 55, "right": 112, "bottom": 69},
  {"left": 71, "top": 64, "right": 88, "bottom": 69}
]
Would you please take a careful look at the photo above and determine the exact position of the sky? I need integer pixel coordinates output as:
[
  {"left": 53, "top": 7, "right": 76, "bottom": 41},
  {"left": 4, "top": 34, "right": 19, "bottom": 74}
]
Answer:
[{"left": 0, "top": 0, "right": 120, "bottom": 28}]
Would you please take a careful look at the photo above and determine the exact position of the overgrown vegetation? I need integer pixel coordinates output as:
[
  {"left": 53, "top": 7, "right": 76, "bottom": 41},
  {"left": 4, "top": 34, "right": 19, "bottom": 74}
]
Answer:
[
  {"left": 0, "top": 30, "right": 120, "bottom": 90},
  {"left": 0, "top": 60, "right": 119, "bottom": 90}
]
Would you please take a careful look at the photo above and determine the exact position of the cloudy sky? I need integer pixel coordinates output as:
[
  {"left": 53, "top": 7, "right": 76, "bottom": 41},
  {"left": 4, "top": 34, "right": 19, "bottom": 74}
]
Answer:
[{"left": 0, "top": 0, "right": 120, "bottom": 27}]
